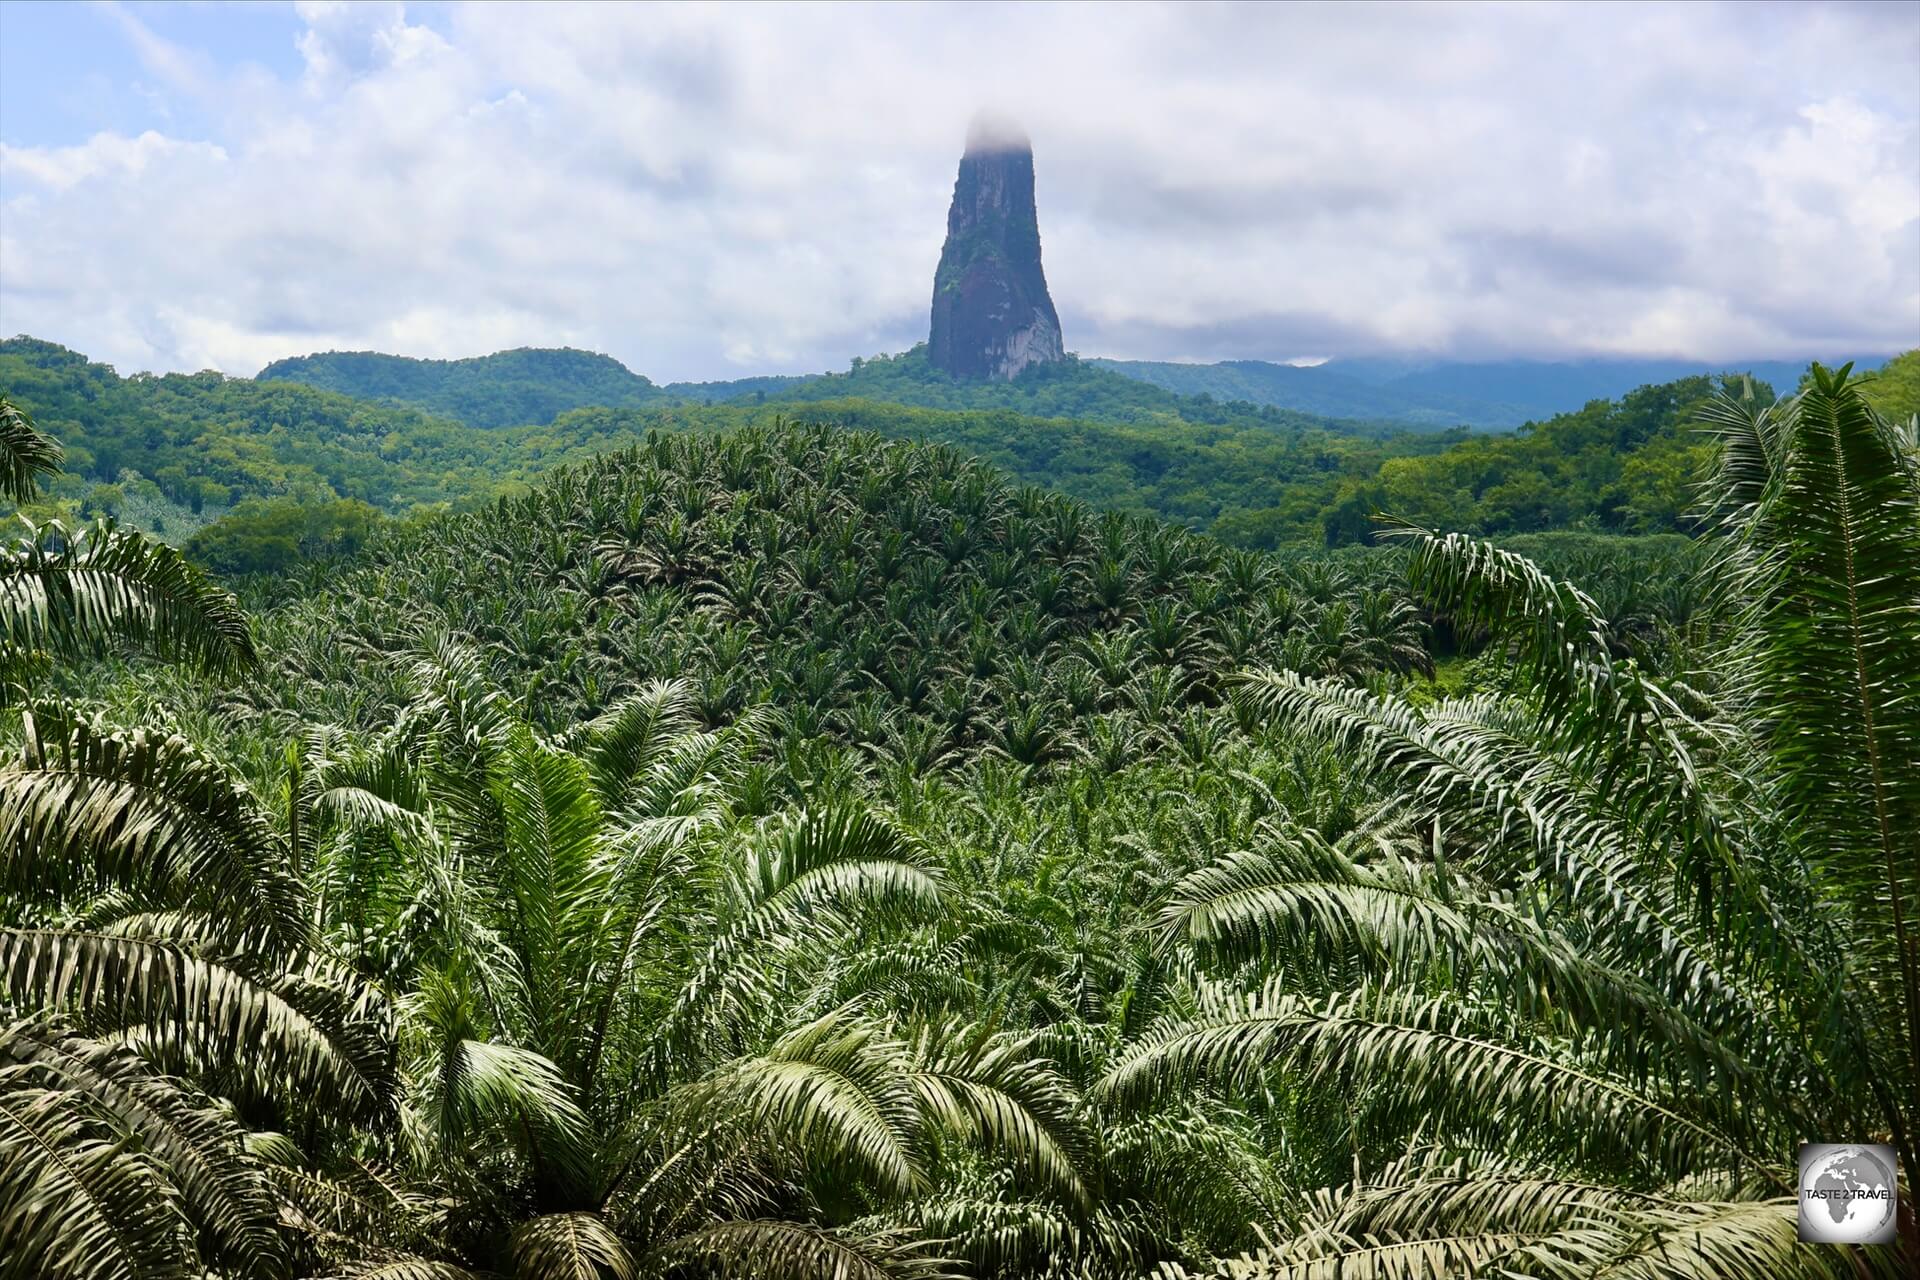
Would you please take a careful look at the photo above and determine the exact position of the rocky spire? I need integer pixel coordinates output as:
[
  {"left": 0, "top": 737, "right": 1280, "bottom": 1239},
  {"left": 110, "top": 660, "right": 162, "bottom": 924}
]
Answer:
[{"left": 928, "top": 115, "right": 1064, "bottom": 381}]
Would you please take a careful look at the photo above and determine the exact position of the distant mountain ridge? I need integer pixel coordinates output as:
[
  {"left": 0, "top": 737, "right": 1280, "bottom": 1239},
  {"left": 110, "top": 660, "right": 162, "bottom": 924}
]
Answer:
[
  {"left": 260, "top": 343, "right": 1891, "bottom": 435},
  {"left": 1086, "top": 359, "right": 1503, "bottom": 427},
  {"left": 255, "top": 343, "right": 1399, "bottom": 437},
  {"left": 1092, "top": 354, "right": 1893, "bottom": 428}
]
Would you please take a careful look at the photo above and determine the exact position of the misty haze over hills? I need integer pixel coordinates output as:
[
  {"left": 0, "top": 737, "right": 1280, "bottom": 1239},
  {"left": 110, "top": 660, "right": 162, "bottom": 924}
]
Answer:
[{"left": 1086, "top": 353, "right": 1889, "bottom": 428}]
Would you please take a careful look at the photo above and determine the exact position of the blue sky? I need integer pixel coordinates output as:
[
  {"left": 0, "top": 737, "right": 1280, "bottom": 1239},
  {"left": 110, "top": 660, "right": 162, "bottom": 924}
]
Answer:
[
  {"left": 3, "top": 3, "right": 307, "bottom": 145},
  {"left": 1, "top": 1, "right": 1916, "bottom": 381}
]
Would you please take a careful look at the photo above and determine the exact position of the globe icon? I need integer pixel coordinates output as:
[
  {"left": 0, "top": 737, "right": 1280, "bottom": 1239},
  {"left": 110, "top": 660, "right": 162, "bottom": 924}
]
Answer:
[{"left": 1799, "top": 1144, "right": 1898, "bottom": 1244}]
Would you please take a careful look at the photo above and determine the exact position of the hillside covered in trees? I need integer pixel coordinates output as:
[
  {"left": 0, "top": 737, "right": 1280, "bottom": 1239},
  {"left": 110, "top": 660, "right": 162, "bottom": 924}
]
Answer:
[
  {"left": 256, "top": 347, "right": 671, "bottom": 428},
  {"left": 3, "top": 368, "right": 1915, "bottom": 1278},
  {"left": 260, "top": 341, "right": 1890, "bottom": 432},
  {"left": 263, "top": 343, "right": 1393, "bottom": 435},
  {"left": 18, "top": 335, "right": 1911, "bottom": 580}
]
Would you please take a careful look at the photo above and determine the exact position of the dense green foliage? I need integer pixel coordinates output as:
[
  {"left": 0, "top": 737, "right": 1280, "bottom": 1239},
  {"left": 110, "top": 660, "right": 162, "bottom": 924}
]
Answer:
[
  {"left": 182, "top": 498, "right": 387, "bottom": 579},
  {"left": 263, "top": 343, "right": 1394, "bottom": 437},
  {"left": 257, "top": 347, "right": 667, "bottom": 427},
  {"left": 0, "top": 337, "right": 1413, "bottom": 563},
  {"left": 3, "top": 365, "right": 1917, "bottom": 1278},
  {"left": 537, "top": 397, "right": 1451, "bottom": 550},
  {"left": 9, "top": 336, "right": 1918, "bottom": 591},
  {"left": 1859, "top": 348, "right": 1920, "bottom": 420},
  {"left": 5, "top": 337, "right": 1415, "bottom": 560},
  {"left": 1305, "top": 373, "right": 1736, "bottom": 544},
  {"left": 0, "top": 336, "right": 514, "bottom": 518},
  {"left": 137, "top": 423, "right": 1443, "bottom": 759}
]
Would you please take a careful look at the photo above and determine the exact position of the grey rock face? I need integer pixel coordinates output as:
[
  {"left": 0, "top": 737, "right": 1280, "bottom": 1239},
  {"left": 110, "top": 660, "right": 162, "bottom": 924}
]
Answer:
[{"left": 928, "top": 119, "right": 1064, "bottom": 382}]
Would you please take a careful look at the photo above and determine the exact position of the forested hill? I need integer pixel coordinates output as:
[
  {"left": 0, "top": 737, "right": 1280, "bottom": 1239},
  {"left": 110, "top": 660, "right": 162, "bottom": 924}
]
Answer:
[
  {"left": 0, "top": 335, "right": 1420, "bottom": 549},
  {"left": 260, "top": 341, "right": 1403, "bottom": 437},
  {"left": 257, "top": 346, "right": 667, "bottom": 427},
  {"left": 8, "top": 332, "right": 1915, "bottom": 578},
  {"left": 258, "top": 338, "right": 1888, "bottom": 434},
  {"left": 184, "top": 421, "right": 1447, "bottom": 753},
  {"left": 1089, "top": 357, "right": 1511, "bottom": 427}
]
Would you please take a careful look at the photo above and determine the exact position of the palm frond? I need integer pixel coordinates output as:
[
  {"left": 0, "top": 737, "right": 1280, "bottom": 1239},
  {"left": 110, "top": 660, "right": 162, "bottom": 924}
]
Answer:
[
  {"left": 1233, "top": 674, "right": 1787, "bottom": 1036},
  {"left": 270, "top": 1159, "right": 438, "bottom": 1259},
  {"left": 510, "top": 1211, "right": 635, "bottom": 1280},
  {"left": 1693, "top": 379, "right": 1787, "bottom": 535},
  {"left": 1195, "top": 1195, "right": 1852, "bottom": 1280},
  {"left": 1740, "top": 366, "right": 1920, "bottom": 1127},
  {"left": 409, "top": 967, "right": 588, "bottom": 1168},
  {"left": 697, "top": 1009, "right": 925, "bottom": 1198},
  {"left": 1, "top": 518, "right": 254, "bottom": 678},
  {"left": 0, "top": 393, "right": 63, "bottom": 503},
  {"left": 1376, "top": 524, "right": 1612, "bottom": 713},
  {"left": 487, "top": 722, "right": 606, "bottom": 1049},
  {"left": 1154, "top": 826, "right": 1797, "bottom": 1103},
  {"left": 313, "top": 1263, "right": 489, "bottom": 1280},
  {"left": 908, "top": 1018, "right": 1091, "bottom": 1207},
  {"left": 1101, "top": 985, "right": 1770, "bottom": 1183},
  {"left": 0, "top": 1019, "right": 285, "bottom": 1278},
  {"left": 3, "top": 704, "right": 308, "bottom": 955},
  {"left": 573, "top": 679, "right": 702, "bottom": 811},
  {"left": 0, "top": 1065, "right": 195, "bottom": 1280},
  {"left": 0, "top": 927, "right": 396, "bottom": 1122},
  {"left": 652, "top": 1219, "right": 958, "bottom": 1280},
  {"left": 673, "top": 807, "right": 940, "bottom": 1044}
]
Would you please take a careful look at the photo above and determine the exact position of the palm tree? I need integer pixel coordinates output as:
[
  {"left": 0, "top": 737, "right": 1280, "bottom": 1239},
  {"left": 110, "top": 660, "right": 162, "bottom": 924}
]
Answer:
[
  {"left": 1, "top": 394, "right": 63, "bottom": 504},
  {"left": 289, "top": 648, "right": 1105, "bottom": 1278},
  {"left": 1110, "top": 366, "right": 1919, "bottom": 1278},
  {"left": 1, "top": 394, "right": 395, "bottom": 1280},
  {"left": 4, "top": 405, "right": 1590, "bottom": 1277}
]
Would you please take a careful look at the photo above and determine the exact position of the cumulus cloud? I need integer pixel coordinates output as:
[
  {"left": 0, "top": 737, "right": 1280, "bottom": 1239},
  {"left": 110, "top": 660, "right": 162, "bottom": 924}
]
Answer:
[{"left": 0, "top": 1, "right": 1915, "bottom": 379}]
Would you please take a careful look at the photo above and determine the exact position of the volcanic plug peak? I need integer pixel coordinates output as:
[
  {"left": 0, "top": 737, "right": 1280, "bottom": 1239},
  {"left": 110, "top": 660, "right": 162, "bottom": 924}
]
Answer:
[{"left": 928, "top": 116, "right": 1065, "bottom": 382}]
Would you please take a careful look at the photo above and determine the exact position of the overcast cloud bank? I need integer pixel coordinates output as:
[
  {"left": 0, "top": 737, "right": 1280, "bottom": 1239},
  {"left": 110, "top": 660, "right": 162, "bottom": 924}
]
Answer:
[{"left": 1, "top": 0, "right": 1916, "bottom": 381}]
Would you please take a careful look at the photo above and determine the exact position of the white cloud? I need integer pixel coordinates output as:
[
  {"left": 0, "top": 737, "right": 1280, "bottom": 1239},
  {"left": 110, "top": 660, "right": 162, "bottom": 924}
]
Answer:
[
  {"left": 1, "top": 0, "right": 1916, "bottom": 380},
  {"left": 0, "top": 130, "right": 225, "bottom": 193}
]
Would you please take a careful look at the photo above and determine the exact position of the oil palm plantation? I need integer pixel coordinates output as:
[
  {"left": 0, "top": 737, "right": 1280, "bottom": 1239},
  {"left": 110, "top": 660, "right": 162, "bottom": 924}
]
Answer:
[
  {"left": 6, "top": 366, "right": 1914, "bottom": 1279},
  {"left": 0, "top": 396, "right": 383, "bottom": 1280},
  {"left": 287, "top": 649, "right": 1091, "bottom": 1277},
  {"left": 1113, "top": 366, "right": 1918, "bottom": 1277}
]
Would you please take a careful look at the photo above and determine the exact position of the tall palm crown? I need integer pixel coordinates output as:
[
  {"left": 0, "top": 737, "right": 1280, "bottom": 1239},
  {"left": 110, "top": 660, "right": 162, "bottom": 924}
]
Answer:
[
  {"left": 1117, "top": 366, "right": 1919, "bottom": 1277},
  {"left": 0, "top": 395, "right": 333, "bottom": 1280}
]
